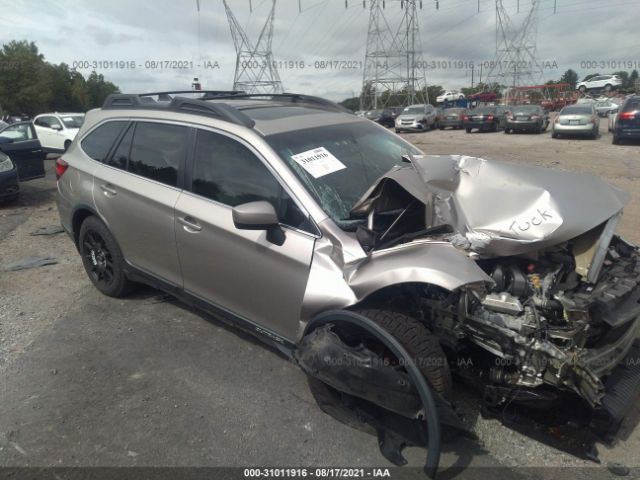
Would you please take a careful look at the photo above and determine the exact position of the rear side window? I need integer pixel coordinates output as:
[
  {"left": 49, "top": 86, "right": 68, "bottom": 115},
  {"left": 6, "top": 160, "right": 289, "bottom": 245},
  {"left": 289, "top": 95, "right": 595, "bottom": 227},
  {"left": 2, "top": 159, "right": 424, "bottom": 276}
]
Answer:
[
  {"left": 624, "top": 100, "right": 640, "bottom": 112},
  {"left": 81, "top": 121, "right": 127, "bottom": 162},
  {"left": 127, "top": 122, "right": 188, "bottom": 187}
]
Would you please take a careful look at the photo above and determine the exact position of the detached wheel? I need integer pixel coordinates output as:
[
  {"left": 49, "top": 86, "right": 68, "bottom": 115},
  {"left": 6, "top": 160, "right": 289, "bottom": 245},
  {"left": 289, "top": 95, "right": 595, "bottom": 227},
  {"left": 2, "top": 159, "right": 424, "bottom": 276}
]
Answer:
[{"left": 79, "top": 216, "right": 134, "bottom": 297}]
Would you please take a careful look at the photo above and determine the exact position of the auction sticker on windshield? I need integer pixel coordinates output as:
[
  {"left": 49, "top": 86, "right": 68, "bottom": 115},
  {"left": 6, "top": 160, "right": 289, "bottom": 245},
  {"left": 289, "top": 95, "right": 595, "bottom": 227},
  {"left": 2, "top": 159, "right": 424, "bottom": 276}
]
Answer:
[{"left": 291, "top": 147, "right": 346, "bottom": 178}]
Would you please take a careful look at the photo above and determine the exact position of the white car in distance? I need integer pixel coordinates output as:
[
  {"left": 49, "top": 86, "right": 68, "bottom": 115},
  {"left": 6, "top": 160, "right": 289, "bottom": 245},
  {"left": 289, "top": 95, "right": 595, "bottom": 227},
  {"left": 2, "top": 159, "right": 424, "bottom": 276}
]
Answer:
[
  {"left": 33, "top": 112, "right": 85, "bottom": 152},
  {"left": 436, "top": 91, "right": 465, "bottom": 103}
]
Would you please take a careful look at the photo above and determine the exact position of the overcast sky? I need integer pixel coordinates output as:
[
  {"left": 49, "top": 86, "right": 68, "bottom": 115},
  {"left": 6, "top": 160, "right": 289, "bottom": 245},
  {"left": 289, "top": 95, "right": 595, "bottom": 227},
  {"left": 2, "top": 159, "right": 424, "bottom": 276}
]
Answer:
[{"left": 1, "top": 0, "right": 639, "bottom": 101}]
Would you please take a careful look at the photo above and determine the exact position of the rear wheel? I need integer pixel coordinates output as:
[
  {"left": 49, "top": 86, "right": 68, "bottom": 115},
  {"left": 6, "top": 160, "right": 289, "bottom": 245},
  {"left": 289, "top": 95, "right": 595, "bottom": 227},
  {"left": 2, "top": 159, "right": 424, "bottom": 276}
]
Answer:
[
  {"left": 579, "top": 85, "right": 587, "bottom": 93},
  {"left": 395, "top": 128, "right": 400, "bottom": 133},
  {"left": 552, "top": 132, "right": 559, "bottom": 139},
  {"left": 79, "top": 216, "right": 134, "bottom": 297},
  {"left": 465, "top": 128, "right": 471, "bottom": 133},
  {"left": 604, "top": 84, "right": 612, "bottom": 92},
  {"left": 613, "top": 135, "right": 620, "bottom": 145}
]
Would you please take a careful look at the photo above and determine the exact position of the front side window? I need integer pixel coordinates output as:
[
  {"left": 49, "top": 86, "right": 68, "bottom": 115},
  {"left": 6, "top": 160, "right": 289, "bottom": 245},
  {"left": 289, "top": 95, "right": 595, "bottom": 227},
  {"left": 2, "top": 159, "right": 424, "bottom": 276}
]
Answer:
[
  {"left": 127, "top": 122, "right": 188, "bottom": 187},
  {"left": 81, "top": 121, "right": 127, "bottom": 162},
  {"left": 192, "top": 129, "right": 309, "bottom": 230},
  {"left": 61, "top": 115, "right": 85, "bottom": 129},
  {"left": 0, "top": 123, "right": 33, "bottom": 142}
]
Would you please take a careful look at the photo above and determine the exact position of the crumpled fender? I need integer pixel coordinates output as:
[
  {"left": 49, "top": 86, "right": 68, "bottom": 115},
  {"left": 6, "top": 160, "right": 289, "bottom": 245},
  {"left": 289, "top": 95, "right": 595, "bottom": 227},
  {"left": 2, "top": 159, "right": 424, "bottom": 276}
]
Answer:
[{"left": 345, "top": 241, "right": 493, "bottom": 299}]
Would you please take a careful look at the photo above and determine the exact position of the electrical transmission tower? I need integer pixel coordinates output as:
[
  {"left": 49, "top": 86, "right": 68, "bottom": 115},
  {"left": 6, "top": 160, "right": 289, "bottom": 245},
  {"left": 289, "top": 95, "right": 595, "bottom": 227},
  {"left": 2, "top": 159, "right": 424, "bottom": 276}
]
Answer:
[
  {"left": 485, "top": 0, "right": 544, "bottom": 99},
  {"left": 223, "top": 0, "right": 284, "bottom": 94},
  {"left": 360, "top": 0, "right": 428, "bottom": 111}
]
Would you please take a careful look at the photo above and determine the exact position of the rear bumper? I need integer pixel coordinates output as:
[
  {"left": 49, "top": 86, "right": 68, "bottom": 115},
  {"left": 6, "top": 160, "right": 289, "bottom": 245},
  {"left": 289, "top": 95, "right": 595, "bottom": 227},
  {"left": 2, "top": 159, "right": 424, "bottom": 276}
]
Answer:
[
  {"left": 440, "top": 119, "right": 463, "bottom": 128},
  {"left": 553, "top": 123, "right": 596, "bottom": 134},
  {"left": 505, "top": 120, "right": 542, "bottom": 131},
  {"left": 464, "top": 121, "right": 494, "bottom": 130},
  {"left": 0, "top": 170, "right": 19, "bottom": 198},
  {"left": 615, "top": 127, "right": 640, "bottom": 139}
]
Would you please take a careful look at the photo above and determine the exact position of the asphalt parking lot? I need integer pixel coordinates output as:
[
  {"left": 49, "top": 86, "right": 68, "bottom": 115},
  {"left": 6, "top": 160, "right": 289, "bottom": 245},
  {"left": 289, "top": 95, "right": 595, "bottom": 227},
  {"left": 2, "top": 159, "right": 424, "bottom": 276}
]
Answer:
[{"left": 1, "top": 119, "right": 639, "bottom": 479}]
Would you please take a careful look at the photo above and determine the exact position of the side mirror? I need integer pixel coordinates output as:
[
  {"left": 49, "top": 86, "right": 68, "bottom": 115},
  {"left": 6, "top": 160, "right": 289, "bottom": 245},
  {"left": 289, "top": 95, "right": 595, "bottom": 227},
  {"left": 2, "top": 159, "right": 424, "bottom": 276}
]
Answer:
[{"left": 232, "top": 200, "right": 285, "bottom": 246}]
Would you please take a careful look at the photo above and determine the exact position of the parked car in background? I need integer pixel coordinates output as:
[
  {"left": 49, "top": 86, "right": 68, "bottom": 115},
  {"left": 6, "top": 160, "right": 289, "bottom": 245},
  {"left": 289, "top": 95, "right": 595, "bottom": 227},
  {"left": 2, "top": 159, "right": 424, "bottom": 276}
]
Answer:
[
  {"left": 0, "top": 121, "right": 46, "bottom": 201},
  {"left": 434, "top": 107, "right": 443, "bottom": 128},
  {"left": 468, "top": 92, "right": 498, "bottom": 104},
  {"left": 576, "top": 75, "right": 623, "bottom": 93},
  {"left": 439, "top": 107, "right": 467, "bottom": 129},
  {"left": 33, "top": 112, "right": 85, "bottom": 152},
  {"left": 504, "top": 105, "right": 549, "bottom": 133},
  {"left": 595, "top": 99, "right": 620, "bottom": 117},
  {"left": 364, "top": 109, "right": 395, "bottom": 128},
  {"left": 612, "top": 95, "right": 640, "bottom": 144},
  {"left": 552, "top": 104, "right": 599, "bottom": 139},
  {"left": 463, "top": 106, "right": 507, "bottom": 132},
  {"left": 436, "top": 90, "right": 465, "bottom": 103},
  {"left": 395, "top": 104, "right": 438, "bottom": 132},
  {"left": 2, "top": 114, "right": 30, "bottom": 124},
  {"left": 388, "top": 106, "right": 404, "bottom": 120}
]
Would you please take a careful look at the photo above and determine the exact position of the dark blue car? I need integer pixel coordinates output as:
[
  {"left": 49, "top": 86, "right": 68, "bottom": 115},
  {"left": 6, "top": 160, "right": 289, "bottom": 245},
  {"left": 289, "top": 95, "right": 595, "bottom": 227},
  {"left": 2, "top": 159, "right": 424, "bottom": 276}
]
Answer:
[
  {"left": 0, "top": 121, "right": 46, "bottom": 201},
  {"left": 613, "top": 95, "right": 640, "bottom": 144}
]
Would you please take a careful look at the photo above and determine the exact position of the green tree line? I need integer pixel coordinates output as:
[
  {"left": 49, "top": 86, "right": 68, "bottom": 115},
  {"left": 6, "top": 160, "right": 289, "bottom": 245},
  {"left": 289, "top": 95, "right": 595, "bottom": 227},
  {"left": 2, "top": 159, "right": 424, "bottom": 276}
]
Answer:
[{"left": 0, "top": 40, "right": 120, "bottom": 117}]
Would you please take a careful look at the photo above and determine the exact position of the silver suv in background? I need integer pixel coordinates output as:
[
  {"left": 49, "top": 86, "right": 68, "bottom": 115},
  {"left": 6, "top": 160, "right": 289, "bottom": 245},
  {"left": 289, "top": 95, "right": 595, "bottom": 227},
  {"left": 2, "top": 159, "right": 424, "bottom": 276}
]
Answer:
[
  {"left": 394, "top": 103, "right": 437, "bottom": 132},
  {"left": 57, "top": 90, "right": 640, "bottom": 471}
]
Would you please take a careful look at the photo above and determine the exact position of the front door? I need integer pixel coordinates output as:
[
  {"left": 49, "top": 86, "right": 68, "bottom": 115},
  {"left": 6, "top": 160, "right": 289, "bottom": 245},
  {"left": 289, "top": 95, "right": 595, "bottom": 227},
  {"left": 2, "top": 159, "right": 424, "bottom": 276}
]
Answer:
[
  {"left": 175, "top": 128, "right": 315, "bottom": 340},
  {"left": 0, "top": 122, "right": 45, "bottom": 180}
]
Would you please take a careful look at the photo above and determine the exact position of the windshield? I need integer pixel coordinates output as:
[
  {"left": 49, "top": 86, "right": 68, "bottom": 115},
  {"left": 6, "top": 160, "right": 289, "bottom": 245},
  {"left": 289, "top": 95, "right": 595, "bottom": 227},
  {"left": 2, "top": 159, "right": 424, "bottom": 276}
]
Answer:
[
  {"left": 403, "top": 106, "right": 424, "bottom": 115},
  {"left": 61, "top": 115, "right": 84, "bottom": 128},
  {"left": 266, "top": 121, "right": 421, "bottom": 228},
  {"left": 512, "top": 105, "right": 539, "bottom": 113},
  {"left": 472, "top": 107, "right": 496, "bottom": 114},
  {"left": 562, "top": 106, "right": 592, "bottom": 115}
]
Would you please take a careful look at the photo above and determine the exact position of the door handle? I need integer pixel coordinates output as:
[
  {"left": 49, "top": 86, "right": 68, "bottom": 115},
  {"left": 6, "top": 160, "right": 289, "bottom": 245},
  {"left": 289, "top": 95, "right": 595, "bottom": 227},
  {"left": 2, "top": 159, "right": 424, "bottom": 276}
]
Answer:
[
  {"left": 100, "top": 183, "right": 117, "bottom": 196},
  {"left": 178, "top": 215, "right": 202, "bottom": 232}
]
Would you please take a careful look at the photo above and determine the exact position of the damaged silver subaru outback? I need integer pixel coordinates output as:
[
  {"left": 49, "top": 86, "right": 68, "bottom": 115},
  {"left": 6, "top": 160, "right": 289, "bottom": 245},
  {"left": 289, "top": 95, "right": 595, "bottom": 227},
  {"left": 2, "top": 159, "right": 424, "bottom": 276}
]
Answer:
[{"left": 57, "top": 92, "right": 640, "bottom": 472}]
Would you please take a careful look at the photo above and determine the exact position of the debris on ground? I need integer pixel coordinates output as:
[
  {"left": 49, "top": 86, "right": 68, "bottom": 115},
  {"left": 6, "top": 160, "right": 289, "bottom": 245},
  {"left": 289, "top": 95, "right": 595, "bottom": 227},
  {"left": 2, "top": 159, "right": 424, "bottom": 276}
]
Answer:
[
  {"left": 30, "top": 225, "right": 64, "bottom": 236},
  {"left": 3, "top": 256, "right": 58, "bottom": 271}
]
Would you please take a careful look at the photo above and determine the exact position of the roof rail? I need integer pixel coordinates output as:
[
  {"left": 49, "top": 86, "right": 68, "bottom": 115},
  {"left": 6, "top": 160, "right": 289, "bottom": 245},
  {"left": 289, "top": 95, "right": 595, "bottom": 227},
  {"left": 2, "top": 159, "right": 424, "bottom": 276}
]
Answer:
[
  {"left": 203, "top": 93, "right": 354, "bottom": 114},
  {"left": 101, "top": 93, "right": 255, "bottom": 128}
]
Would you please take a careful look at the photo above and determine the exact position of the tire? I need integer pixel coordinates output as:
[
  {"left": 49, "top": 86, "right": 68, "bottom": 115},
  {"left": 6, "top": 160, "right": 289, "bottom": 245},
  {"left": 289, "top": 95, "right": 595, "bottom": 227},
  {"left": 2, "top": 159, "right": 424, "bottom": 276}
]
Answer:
[
  {"left": 490, "top": 122, "right": 498, "bottom": 132},
  {"left": 439, "top": 126, "right": 444, "bottom": 130},
  {"left": 465, "top": 128, "right": 471, "bottom": 133},
  {"left": 504, "top": 128, "right": 510, "bottom": 134},
  {"left": 579, "top": 85, "right": 586, "bottom": 93},
  {"left": 612, "top": 135, "right": 620, "bottom": 145},
  {"left": 604, "top": 84, "right": 612, "bottom": 92},
  {"left": 79, "top": 216, "right": 134, "bottom": 298},
  {"left": 395, "top": 128, "right": 400, "bottom": 133},
  {"left": 354, "top": 309, "right": 452, "bottom": 398},
  {"left": 552, "top": 132, "right": 559, "bottom": 139},
  {"left": 64, "top": 140, "right": 71, "bottom": 152}
]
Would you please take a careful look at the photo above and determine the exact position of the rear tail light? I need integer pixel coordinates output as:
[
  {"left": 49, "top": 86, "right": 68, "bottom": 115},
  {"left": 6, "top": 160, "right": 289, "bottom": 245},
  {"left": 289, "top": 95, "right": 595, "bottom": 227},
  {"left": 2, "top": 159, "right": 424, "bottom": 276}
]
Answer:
[
  {"left": 487, "top": 115, "right": 494, "bottom": 121},
  {"left": 462, "top": 115, "right": 468, "bottom": 121},
  {"left": 619, "top": 111, "right": 636, "bottom": 120},
  {"left": 55, "top": 157, "right": 69, "bottom": 180},
  {"left": 531, "top": 115, "right": 540, "bottom": 120}
]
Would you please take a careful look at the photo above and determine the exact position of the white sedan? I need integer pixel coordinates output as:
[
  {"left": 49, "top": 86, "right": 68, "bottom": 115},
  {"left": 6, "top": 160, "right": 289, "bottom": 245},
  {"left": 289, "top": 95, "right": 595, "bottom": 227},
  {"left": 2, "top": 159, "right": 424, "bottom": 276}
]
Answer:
[{"left": 33, "top": 112, "right": 85, "bottom": 152}]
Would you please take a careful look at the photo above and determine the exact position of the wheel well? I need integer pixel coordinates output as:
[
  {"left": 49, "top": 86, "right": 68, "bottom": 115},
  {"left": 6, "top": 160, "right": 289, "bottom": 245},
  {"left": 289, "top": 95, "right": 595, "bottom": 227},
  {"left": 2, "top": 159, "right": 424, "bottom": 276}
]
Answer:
[
  {"left": 349, "top": 282, "right": 453, "bottom": 319},
  {"left": 72, "top": 208, "right": 95, "bottom": 247}
]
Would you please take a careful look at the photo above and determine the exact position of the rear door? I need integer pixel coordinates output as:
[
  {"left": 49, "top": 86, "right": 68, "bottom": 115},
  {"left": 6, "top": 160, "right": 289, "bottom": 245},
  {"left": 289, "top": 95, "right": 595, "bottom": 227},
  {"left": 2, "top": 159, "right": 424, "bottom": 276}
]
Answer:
[
  {"left": 0, "top": 122, "right": 45, "bottom": 180},
  {"left": 175, "top": 128, "right": 316, "bottom": 340},
  {"left": 92, "top": 120, "right": 189, "bottom": 287}
]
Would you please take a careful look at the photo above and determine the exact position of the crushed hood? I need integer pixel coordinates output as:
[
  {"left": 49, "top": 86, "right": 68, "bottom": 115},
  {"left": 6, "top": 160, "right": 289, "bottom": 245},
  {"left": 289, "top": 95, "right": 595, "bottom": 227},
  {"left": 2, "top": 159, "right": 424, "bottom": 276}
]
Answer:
[{"left": 351, "top": 155, "right": 629, "bottom": 256}]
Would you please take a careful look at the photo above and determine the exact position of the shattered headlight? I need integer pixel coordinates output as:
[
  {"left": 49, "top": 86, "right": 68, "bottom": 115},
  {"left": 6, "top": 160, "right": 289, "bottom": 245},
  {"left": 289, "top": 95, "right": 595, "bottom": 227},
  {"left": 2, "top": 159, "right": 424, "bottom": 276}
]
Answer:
[{"left": 0, "top": 156, "right": 14, "bottom": 173}]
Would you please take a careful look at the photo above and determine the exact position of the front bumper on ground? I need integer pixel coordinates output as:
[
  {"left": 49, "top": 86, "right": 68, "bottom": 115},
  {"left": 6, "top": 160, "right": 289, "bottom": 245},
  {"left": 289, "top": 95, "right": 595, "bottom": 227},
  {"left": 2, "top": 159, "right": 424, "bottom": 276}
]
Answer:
[{"left": 0, "top": 169, "right": 19, "bottom": 198}]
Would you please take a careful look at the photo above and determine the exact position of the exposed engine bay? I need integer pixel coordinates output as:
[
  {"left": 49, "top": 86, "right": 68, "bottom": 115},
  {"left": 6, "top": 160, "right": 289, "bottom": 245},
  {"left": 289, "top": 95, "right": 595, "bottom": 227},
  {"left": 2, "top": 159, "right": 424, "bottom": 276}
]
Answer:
[{"left": 344, "top": 154, "right": 640, "bottom": 436}]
